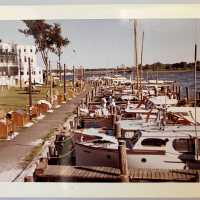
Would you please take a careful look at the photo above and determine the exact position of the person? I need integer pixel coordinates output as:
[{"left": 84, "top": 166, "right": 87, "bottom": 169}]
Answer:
[
  {"left": 110, "top": 98, "right": 116, "bottom": 107},
  {"left": 109, "top": 98, "right": 116, "bottom": 114},
  {"left": 101, "top": 97, "right": 107, "bottom": 107},
  {"left": 108, "top": 96, "right": 112, "bottom": 105}
]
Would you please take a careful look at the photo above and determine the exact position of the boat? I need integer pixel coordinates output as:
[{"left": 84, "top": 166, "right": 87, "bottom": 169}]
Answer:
[{"left": 74, "top": 127, "right": 200, "bottom": 170}]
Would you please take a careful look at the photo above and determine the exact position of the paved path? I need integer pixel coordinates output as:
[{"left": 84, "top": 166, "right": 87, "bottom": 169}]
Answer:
[{"left": 0, "top": 87, "right": 89, "bottom": 182}]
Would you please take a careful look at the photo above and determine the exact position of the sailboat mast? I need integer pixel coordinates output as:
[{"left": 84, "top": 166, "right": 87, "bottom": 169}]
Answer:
[
  {"left": 140, "top": 31, "right": 144, "bottom": 96},
  {"left": 194, "top": 43, "right": 198, "bottom": 160},
  {"left": 133, "top": 19, "right": 139, "bottom": 89}
]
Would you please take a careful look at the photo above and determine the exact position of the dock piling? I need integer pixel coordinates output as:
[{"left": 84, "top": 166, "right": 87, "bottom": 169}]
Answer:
[
  {"left": 186, "top": 87, "right": 190, "bottom": 102},
  {"left": 115, "top": 122, "right": 121, "bottom": 139},
  {"left": 118, "top": 140, "right": 129, "bottom": 182}
]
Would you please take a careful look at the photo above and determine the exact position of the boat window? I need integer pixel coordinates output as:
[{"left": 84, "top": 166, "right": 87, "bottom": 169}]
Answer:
[
  {"left": 172, "top": 138, "right": 194, "bottom": 153},
  {"left": 141, "top": 138, "right": 167, "bottom": 147},
  {"left": 93, "top": 140, "right": 114, "bottom": 144}
]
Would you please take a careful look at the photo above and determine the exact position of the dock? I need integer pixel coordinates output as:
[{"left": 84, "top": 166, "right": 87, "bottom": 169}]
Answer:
[{"left": 30, "top": 159, "right": 199, "bottom": 182}]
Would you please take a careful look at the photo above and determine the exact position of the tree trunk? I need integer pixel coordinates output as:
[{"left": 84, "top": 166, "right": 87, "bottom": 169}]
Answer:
[{"left": 59, "top": 53, "right": 61, "bottom": 82}]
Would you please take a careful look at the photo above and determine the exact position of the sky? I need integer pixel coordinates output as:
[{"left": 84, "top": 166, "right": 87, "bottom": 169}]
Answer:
[
  {"left": 0, "top": 19, "right": 199, "bottom": 69},
  {"left": 0, "top": 1, "right": 200, "bottom": 69},
  {"left": 0, "top": 0, "right": 200, "bottom": 4}
]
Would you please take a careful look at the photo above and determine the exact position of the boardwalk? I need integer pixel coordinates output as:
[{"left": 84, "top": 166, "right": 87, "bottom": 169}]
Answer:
[
  {"left": 0, "top": 87, "right": 90, "bottom": 182},
  {"left": 33, "top": 165, "right": 199, "bottom": 182}
]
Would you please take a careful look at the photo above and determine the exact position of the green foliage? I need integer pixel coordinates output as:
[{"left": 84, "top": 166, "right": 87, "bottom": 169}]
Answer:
[
  {"left": 142, "top": 61, "right": 200, "bottom": 71},
  {"left": 19, "top": 20, "right": 70, "bottom": 84}
]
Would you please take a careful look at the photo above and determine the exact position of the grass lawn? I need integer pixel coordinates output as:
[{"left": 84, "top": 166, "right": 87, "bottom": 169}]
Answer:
[{"left": 0, "top": 80, "right": 76, "bottom": 116}]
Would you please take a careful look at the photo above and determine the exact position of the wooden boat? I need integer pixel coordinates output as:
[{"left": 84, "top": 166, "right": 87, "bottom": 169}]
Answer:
[{"left": 74, "top": 128, "right": 200, "bottom": 170}]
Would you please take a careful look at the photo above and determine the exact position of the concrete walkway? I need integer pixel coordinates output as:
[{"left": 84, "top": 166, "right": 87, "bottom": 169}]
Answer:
[{"left": 0, "top": 88, "right": 89, "bottom": 182}]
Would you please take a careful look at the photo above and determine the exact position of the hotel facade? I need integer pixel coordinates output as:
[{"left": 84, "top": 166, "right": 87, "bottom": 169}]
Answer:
[{"left": 0, "top": 41, "right": 43, "bottom": 86}]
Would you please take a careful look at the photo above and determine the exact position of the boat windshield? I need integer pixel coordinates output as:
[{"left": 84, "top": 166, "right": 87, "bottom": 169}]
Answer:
[{"left": 125, "top": 131, "right": 141, "bottom": 149}]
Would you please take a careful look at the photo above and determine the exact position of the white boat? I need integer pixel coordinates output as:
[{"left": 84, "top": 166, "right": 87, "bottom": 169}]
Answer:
[{"left": 75, "top": 129, "right": 200, "bottom": 170}]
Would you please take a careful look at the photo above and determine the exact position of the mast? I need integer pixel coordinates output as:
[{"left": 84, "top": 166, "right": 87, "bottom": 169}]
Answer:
[
  {"left": 140, "top": 31, "right": 144, "bottom": 98},
  {"left": 132, "top": 19, "right": 139, "bottom": 89},
  {"left": 156, "top": 64, "right": 158, "bottom": 85},
  {"left": 194, "top": 43, "right": 198, "bottom": 160}
]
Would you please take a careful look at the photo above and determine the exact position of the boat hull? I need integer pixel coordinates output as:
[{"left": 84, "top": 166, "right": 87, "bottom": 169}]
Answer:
[{"left": 75, "top": 143, "right": 200, "bottom": 170}]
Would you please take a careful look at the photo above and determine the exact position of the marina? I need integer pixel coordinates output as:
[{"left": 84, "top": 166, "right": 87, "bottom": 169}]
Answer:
[
  {"left": 22, "top": 73, "right": 200, "bottom": 182},
  {"left": 0, "top": 18, "right": 200, "bottom": 184}
]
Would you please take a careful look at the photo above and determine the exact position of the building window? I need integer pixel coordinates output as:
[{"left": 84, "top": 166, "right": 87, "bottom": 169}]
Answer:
[
  {"left": 30, "top": 49, "right": 32, "bottom": 52},
  {"left": 24, "top": 56, "right": 27, "bottom": 62},
  {"left": 27, "top": 72, "right": 29, "bottom": 75},
  {"left": 39, "top": 71, "right": 41, "bottom": 74},
  {"left": 24, "top": 49, "right": 26, "bottom": 52},
  {"left": 1, "top": 59, "right": 3, "bottom": 63},
  {"left": 31, "top": 59, "right": 33, "bottom": 63}
]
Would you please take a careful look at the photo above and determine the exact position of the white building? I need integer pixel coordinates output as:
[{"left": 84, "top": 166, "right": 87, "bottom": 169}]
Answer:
[
  {"left": 0, "top": 42, "right": 43, "bottom": 86},
  {"left": 17, "top": 45, "right": 43, "bottom": 85}
]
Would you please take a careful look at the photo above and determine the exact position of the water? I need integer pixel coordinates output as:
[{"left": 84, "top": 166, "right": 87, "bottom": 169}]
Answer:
[{"left": 130, "top": 71, "right": 200, "bottom": 99}]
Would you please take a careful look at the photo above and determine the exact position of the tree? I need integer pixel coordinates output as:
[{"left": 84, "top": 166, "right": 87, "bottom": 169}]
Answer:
[
  {"left": 49, "top": 23, "right": 70, "bottom": 81},
  {"left": 19, "top": 20, "right": 57, "bottom": 84}
]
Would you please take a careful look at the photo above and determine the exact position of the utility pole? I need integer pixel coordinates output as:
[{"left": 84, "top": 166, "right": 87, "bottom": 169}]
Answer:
[
  {"left": 6, "top": 49, "right": 9, "bottom": 78},
  {"left": 57, "top": 62, "right": 59, "bottom": 79},
  {"left": 19, "top": 49, "right": 22, "bottom": 88},
  {"left": 49, "top": 60, "right": 53, "bottom": 105},
  {"left": 28, "top": 57, "right": 32, "bottom": 120},
  {"left": 59, "top": 53, "right": 62, "bottom": 82},
  {"left": 73, "top": 65, "right": 75, "bottom": 91},
  {"left": 64, "top": 64, "right": 67, "bottom": 101},
  {"left": 45, "top": 56, "right": 48, "bottom": 85}
]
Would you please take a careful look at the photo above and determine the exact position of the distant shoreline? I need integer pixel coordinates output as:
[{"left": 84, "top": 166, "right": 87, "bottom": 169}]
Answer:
[{"left": 142, "top": 70, "right": 195, "bottom": 73}]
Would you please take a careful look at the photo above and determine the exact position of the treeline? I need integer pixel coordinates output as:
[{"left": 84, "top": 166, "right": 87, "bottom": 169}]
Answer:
[{"left": 141, "top": 61, "right": 200, "bottom": 71}]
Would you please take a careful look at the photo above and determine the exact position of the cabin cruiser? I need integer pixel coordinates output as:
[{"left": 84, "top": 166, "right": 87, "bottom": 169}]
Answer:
[
  {"left": 74, "top": 101, "right": 200, "bottom": 170},
  {"left": 74, "top": 127, "right": 200, "bottom": 170}
]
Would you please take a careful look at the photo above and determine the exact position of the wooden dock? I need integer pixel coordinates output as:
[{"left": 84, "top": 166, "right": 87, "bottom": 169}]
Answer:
[{"left": 32, "top": 159, "right": 199, "bottom": 182}]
